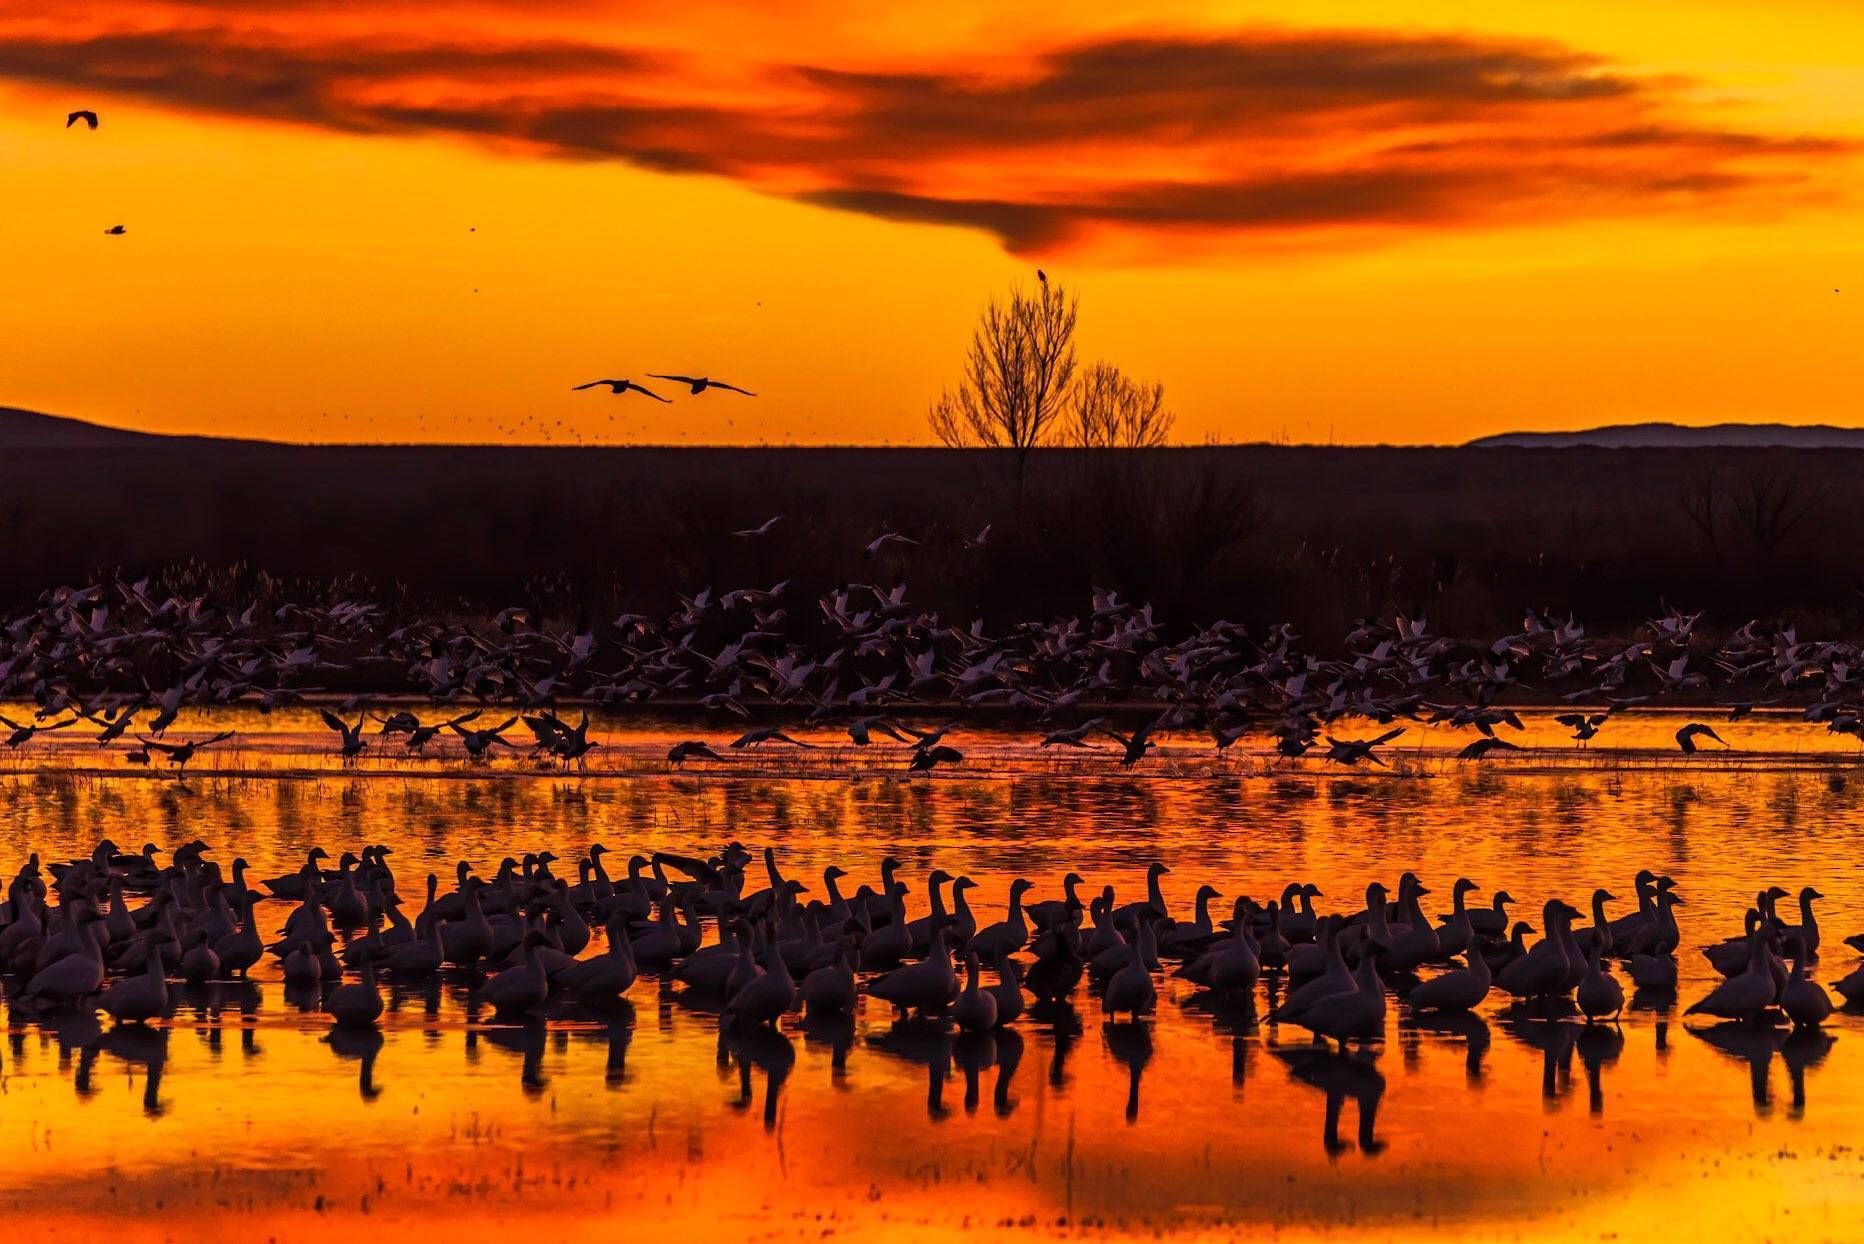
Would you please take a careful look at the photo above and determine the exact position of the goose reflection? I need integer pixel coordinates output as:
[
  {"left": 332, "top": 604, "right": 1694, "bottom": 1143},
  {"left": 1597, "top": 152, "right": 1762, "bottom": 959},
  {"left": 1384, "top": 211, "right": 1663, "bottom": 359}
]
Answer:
[
  {"left": 1103, "top": 1020, "right": 1153, "bottom": 1122},
  {"left": 720, "top": 1023, "right": 794, "bottom": 1129},
  {"left": 1273, "top": 1044, "right": 1386, "bottom": 1156},
  {"left": 1030, "top": 998, "right": 1082, "bottom": 1092},
  {"left": 992, "top": 1026, "right": 1024, "bottom": 1117},
  {"left": 953, "top": 1029, "right": 998, "bottom": 1114},
  {"left": 1779, "top": 1027, "right": 1836, "bottom": 1119},
  {"left": 1691, "top": 1022, "right": 1784, "bottom": 1115},
  {"left": 1401, "top": 1011, "right": 1492, "bottom": 1086},
  {"left": 326, "top": 1023, "right": 385, "bottom": 1100},
  {"left": 801, "top": 1010, "right": 856, "bottom": 1086},
  {"left": 1575, "top": 1024, "right": 1624, "bottom": 1115},
  {"left": 867, "top": 1018, "right": 953, "bottom": 1119},
  {"left": 80, "top": 1025, "right": 169, "bottom": 1117},
  {"left": 1498, "top": 1008, "right": 1577, "bottom": 1105},
  {"left": 471, "top": 1018, "right": 549, "bottom": 1094}
]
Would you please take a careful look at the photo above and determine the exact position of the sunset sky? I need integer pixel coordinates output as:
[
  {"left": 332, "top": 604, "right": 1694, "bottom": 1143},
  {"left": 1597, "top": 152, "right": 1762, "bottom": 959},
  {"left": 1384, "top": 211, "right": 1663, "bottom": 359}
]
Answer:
[{"left": 3, "top": 0, "right": 1862, "bottom": 445}]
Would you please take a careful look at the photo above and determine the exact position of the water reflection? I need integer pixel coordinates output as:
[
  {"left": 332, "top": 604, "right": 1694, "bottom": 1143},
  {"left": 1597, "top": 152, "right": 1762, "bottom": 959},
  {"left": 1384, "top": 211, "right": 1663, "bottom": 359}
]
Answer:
[{"left": 1, "top": 728, "right": 1863, "bottom": 1240}]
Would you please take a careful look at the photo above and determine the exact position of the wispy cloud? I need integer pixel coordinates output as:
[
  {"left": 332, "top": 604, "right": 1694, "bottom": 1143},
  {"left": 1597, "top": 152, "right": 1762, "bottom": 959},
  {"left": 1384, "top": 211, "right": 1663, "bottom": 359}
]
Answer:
[{"left": 2, "top": 7, "right": 1848, "bottom": 253}]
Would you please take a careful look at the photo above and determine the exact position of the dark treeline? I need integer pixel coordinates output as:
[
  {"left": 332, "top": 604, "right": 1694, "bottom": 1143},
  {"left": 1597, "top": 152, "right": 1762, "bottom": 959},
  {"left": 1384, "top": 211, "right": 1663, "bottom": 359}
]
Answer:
[{"left": 2, "top": 443, "right": 1856, "bottom": 642}]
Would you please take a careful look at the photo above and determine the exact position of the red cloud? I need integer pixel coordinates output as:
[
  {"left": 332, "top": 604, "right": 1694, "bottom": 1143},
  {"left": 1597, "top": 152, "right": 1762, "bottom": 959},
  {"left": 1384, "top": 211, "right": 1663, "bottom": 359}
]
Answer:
[{"left": 1, "top": 13, "right": 1848, "bottom": 254}]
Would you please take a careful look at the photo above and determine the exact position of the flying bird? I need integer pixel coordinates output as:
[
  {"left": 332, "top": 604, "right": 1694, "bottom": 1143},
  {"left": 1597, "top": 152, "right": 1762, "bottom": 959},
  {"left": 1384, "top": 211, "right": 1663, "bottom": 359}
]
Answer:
[
  {"left": 668, "top": 740, "right": 724, "bottom": 766},
  {"left": 103, "top": 225, "right": 126, "bottom": 235},
  {"left": 66, "top": 110, "right": 98, "bottom": 129},
  {"left": 138, "top": 732, "right": 235, "bottom": 775},
  {"left": 865, "top": 532, "right": 920, "bottom": 558},
  {"left": 572, "top": 379, "right": 669, "bottom": 401},
  {"left": 649, "top": 374, "right": 756, "bottom": 396},
  {"left": 733, "top": 515, "right": 783, "bottom": 539},
  {"left": 963, "top": 524, "right": 992, "bottom": 549},
  {"left": 1458, "top": 737, "right": 1522, "bottom": 761},
  {"left": 1675, "top": 723, "right": 1728, "bottom": 754}
]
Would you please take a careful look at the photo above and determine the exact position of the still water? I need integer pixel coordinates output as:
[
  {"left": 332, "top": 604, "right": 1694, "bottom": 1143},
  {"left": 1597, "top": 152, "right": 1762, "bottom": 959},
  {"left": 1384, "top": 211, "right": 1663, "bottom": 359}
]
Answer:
[{"left": 2, "top": 709, "right": 1862, "bottom": 1241}]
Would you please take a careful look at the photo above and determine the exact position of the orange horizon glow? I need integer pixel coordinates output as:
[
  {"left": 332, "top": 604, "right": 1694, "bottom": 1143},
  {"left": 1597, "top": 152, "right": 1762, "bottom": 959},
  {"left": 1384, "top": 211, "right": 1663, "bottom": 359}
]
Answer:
[{"left": 3, "top": 1, "right": 1864, "bottom": 446}]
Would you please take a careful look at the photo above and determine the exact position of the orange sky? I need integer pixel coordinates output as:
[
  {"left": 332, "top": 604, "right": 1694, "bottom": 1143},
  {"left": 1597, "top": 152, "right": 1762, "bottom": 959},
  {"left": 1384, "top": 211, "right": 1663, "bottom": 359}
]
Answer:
[{"left": 2, "top": 0, "right": 1862, "bottom": 445}]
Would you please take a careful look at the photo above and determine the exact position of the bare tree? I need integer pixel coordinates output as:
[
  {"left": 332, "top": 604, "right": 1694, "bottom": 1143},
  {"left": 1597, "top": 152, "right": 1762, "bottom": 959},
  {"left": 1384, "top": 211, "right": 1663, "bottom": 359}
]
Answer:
[
  {"left": 1069, "top": 361, "right": 1174, "bottom": 448},
  {"left": 927, "top": 279, "right": 1078, "bottom": 488}
]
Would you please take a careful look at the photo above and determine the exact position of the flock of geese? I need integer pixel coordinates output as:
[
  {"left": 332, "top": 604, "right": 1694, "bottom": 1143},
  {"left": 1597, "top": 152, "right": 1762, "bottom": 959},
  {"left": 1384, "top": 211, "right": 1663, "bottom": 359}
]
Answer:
[
  {"left": 4, "top": 838, "right": 1859, "bottom": 1056},
  {"left": 6, "top": 579, "right": 1864, "bottom": 773}
]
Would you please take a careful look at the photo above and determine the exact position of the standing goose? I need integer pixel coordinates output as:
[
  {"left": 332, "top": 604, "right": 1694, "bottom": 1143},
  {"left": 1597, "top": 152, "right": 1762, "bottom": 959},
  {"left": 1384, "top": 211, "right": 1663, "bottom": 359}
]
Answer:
[
  {"left": 557, "top": 916, "right": 638, "bottom": 998},
  {"left": 98, "top": 938, "right": 171, "bottom": 1024},
  {"left": 1293, "top": 944, "right": 1387, "bottom": 1049},
  {"left": 722, "top": 935, "right": 796, "bottom": 1029},
  {"left": 1408, "top": 946, "right": 1491, "bottom": 1014},
  {"left": 987, "top": 950, "right": 1026, "bottom": 1025},
  {"left": 1780, "top": 953, "right": 1832, "bottom": 1028},
  {"left": 869, "top": 925, "right": 959, "bottom": 1019},
  {"left": 1576, "top": 941, "right": 1625, "bottom": 1023},
  {"left": 1686, "top": 928, "right": 1780, "bottom": 1021},
  {"left": 482, "top": 931, "right": 551, "bottom": 1017},
  {"left": 1101, "top": 937, "right": 1156, "bottom": 1021},
  {"left": 954, "top": 953, "right": 1000, "bottom": 1032},
  {"left": 326, "top": 960, "right": 385, "bottom": 1026},
  {"left": 968, "top": 878, "right": 1033, "bottom": 960},
  {"left": 799, "top": 938, "right": 856, "bottom": 1017}
]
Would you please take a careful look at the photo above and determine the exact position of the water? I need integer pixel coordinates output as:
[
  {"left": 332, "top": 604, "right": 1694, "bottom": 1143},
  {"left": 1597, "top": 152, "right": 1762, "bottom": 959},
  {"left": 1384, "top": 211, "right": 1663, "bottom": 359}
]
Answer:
[{"left": 3, "top": 708, "right": 1863, "bottom": 1241}]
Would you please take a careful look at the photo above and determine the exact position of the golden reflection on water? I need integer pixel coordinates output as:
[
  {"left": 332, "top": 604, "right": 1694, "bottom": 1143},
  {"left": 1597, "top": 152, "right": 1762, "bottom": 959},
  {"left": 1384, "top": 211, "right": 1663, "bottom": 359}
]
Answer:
[{"left": 2, "top": 710, "right": 1863, "bottom": 1241}]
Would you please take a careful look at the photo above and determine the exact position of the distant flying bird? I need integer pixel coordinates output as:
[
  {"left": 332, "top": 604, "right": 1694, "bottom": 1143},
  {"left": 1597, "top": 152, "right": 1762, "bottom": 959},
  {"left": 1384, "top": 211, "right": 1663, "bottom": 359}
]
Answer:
[
  {"left": 139, "top": 731, "right": 234, "bottom": 774},
  {"left": 908, "top": 744, "right": 963, "bottom": 773},
  {"left": 1675, "top": 722, "right": 1728, "bottom": 754},
  {"left": 649, "top": 374, "right": 756, "bottom": 396},
  {"left": 103, "top": 225, "right": 126, "bottom": 235},
  {"left": 668, "top": 740, "right": 723, "bottom": 766},
  {"left": 963, "top": 524, "right": 992, "bottom": 549},
  {"left": 1458, "top": 737, "right": 1522, "bottom": 761},
  {"left": 733, "top": 515, "right": 783, "bottom": 539},
  {"left": 573, "top": 379, "right": 669, "bottom": 402},
  {"left": 67, "top": 110, "right": 97, "bottom": 129},
  {"left": 0, "top": 714, "right": 75, "bottom": 748},
  {"left": 865, "top": 532, "right": 920, "bottom": 558},
  {"left": 1554, "top": 712, "right": 1609, "bottom": 745}
]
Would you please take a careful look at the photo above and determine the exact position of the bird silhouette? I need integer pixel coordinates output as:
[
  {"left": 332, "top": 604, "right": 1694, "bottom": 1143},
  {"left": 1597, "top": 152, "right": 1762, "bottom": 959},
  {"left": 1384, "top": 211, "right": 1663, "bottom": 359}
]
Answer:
[
  {"left": 1676, "top": 723, "right": 1728, "bottom": 754},
  {"left": 67, "top": 110, "right": 98, "bottom": 129},
  {"left": 572, "top": 379, "right": 670, "bottom": 402},
  {"left": 649, "top": 374, "right": 756, "bottom": 396}
]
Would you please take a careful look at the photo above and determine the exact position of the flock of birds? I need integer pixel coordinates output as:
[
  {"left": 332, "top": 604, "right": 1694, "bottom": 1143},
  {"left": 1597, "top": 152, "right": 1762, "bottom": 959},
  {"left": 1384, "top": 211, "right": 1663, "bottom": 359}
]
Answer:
[
  {"left": 3, "top": 838, "right": 1859, "bottom": 1097},
  {"left": 5, "top": 575, "right": 1864, "bottom": 773}
]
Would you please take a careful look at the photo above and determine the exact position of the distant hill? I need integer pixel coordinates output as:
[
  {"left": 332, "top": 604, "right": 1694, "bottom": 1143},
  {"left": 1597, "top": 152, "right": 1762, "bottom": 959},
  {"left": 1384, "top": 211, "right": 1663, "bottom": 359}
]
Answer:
[
  {"left": 0, "top": 405, "right": 270, "bottom": 448},
  {"left": 1468, "top": 422, "right": 1864, "bottom": 449}
]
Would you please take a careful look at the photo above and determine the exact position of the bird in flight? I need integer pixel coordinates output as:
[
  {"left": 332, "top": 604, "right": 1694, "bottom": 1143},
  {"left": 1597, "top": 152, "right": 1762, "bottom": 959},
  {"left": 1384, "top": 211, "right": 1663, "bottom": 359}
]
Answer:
[
  {"left": 67, "top": 110, "right": 98, "bottom": 129},
  {"left": 1675, "top": 722, "right": 1728, "bottom": 754},
  {"left": 573, "top": 379, "right": 669, "bottom": 402},
  {"left": 649, "top": 374, "right": 756, "bottom": 397},
  {"left": 103, "top": 225, "right": 126, "bottom": 235},
  {"left": 733, "top": 515, "right": 783, "bottom": 539},
  {"left": 865, "top": 531, "right": 920, "bottom": 558}
]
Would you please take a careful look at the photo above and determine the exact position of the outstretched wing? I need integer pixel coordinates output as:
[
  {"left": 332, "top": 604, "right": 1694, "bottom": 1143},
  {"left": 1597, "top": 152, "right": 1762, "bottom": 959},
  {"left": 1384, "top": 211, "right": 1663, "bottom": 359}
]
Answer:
[
  {"left": 711, "top": 381, "right": 757, "bottom": 396},
  {"left": 319, "top": 709, "right": 347, "bottom": 732}
]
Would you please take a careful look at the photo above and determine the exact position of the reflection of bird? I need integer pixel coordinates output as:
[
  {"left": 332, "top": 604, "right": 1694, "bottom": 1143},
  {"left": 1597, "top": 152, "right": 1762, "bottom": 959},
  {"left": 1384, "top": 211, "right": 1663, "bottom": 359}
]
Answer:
[
  {"left": 1676, "top": 722, "right": 1728, "bottom": 754},
  {"left": 67, "top": 110, "right": 98, "bottom": 129},
  {"left": 649, "top": 374, "right": 756, "bottom": 396},
  {"left": 572, "top": 379, "right": 669, "bottom": 402}
]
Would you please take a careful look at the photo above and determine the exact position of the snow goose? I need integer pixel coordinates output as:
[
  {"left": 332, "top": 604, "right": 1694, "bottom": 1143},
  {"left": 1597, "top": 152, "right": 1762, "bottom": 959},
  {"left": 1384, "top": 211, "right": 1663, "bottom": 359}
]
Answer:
[
  {"left": 1408, "top": 946, "right": 1490, "bottom": 1014},
  {"left": 954, "top": 953, "right": 1000, "bottom": 1031}
]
